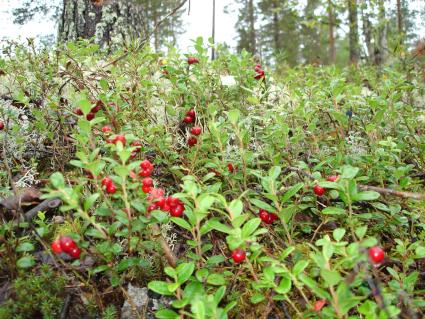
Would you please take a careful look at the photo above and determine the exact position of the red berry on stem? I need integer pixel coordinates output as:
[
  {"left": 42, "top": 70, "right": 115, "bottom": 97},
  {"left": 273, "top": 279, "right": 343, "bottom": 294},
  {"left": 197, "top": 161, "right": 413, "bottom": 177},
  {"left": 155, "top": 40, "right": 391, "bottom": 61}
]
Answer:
[
  {"left": 140, "top": 159, "right": 153, "bottom": 171},
  {"left": 102, "top": 125, "right": 112, "bottom": 133},
  {"left": 139, "top": 169, "right": 151, "bottom": 177},
  {"left": 368, "top": 246, "right": 385, "bottom": 264},
  {"left": 142, "top": 185, "right": 152, "bottom": 193},
  {"left": 69, "top": 246, "right": 81, "bottom": 259},
  {"left": 268, "top": 213, "right": 278, "bottom": 223},
  {"left": 191, "top": 126, "right": 202, "bottom": 136},
  {"left": 326, "top": 175, "right": 339, "bottom": 182},
  {"left": 231, "top": 248, "right": 246, "bottom": 264},
  {"left": 155, "top": 196, "right": 166, "bottom": 209},
  {"left": 0, "top": 122, "right": 4, "bottom": 130},
  {"left": 101, "top": 177, "right": 113, "bottom": 188},
  {"left": 255, "top": 69, "right": 265, "bottom": 80},
  {"left": 86, "top": 112, "right": 95, "bottom": 121},
  {"left": 106, "top": 183, "right": 117, "bottom": 194},
  {"left": 313, "top": 185, "right": 326, "bottom": 196},
  {"left": 188, "top": 137, "right": 198, "bottom": 147},
  {"left": 254, "top": 64, "right": 262, "bottom": 72},
  {"left": 142, "top": 177, "right": 153, "bottom": 187},
  {"left": 74, "top": 108, "right": 83, "bottom": 116},
  {"left": 228, "top": 163, "right": 235, "bottom": 173},
  {"left": 186, "top": 108, "right": 196, "bottom": 118},
  {"left": 187, "top": 57, "right": 199, "bottom": 65},
  {"left": 113, "top": 134, "right": 126, "bottom": 146},
  {"left": 183, "top": 116, "right": 194, "bottom": 124},
  {"left": 147, "top": 204, "right": 157, "bottom": 213},
  {"left": 161, "top": 203, "right": 171, "bottom": 212},
  {"left": 314, "top": 299, "right": 327, "bottom": 312},
  {"left": 59, "top": 236, "right": 76, "bottom": 254},
  {"left": 170, "top": 204, "right": 184, "bottom": 217},
  {"left": 51, "top": 239, "right": 63, "bottom": 254},
  {"left": 259, "top": 209, "right": 270, "bottom": 223}
]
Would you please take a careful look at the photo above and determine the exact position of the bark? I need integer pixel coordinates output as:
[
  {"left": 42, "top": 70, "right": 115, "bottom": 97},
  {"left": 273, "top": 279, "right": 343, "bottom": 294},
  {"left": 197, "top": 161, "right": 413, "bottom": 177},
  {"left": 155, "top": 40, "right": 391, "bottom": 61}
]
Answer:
[
  {"left": 396, "top": 0, "right": 402, "bottom": 35},
  {"left": 375, "top": 0, "right": 387, "bottom": 64},
  {"left": 57, "top": 0, "right": 145, "bottom": 47},
  {"left": 212, "top": 0, "right": 216, "bottom": 60},
  {"left": 327, "top": 0, "right": 336, "bottom": 63},
  {"left": 272, "top": 0, "right": 280, "bottom": 51},
  {"left": 361, "top": 3, "right": 373, "bottom": 62},
  {"left": 248, "top": 0, "right": 257, "bottom": 54},
  {"left": 348, "top": 0, "right": 359, "bottom": 64}
]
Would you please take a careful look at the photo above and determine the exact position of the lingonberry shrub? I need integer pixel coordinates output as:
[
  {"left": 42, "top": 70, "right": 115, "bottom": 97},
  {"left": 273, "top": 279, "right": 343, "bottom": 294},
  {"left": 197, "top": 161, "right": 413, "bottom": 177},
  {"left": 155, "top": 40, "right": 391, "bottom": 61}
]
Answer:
[{"left": 2, "top": 39, "right": 424, "bottom": 319}]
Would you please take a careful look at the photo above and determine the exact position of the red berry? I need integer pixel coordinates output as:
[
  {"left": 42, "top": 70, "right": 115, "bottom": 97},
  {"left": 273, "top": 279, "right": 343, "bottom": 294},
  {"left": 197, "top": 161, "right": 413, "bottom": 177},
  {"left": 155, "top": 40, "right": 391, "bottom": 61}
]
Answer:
[
  {"left": 314, "top": 299, "right": 327, "bottom": 312},
  {"left": 268, "top": 213, "right": 278, "bottom": 223},
  {"left": 106, "top": 183, "right": 117, "bottom": 194},
  {"left": 91, "top": 100, "right": 103, "bottom": 113},
  {"left": 326, "top": 175, "right": 339, "bottom": 182},
  {"left": 0, "top": 122, "right": 4, "bottom": 130},
  {"left": 147, "top": 204, "right": 157, "bottom": 213},
  {"left": 113, "top": 134, "right": 126, "bottom": 146},
  {"left": 228, "top": 163, "right": 235, "bottom": 173},
  {"left": 166, "top": 196, "right": 181, "bottom": 207},
  {"left": 101, "top": 177, "right": 113, "bottom": 188},
  {"left": 131, "top": 140, "right": 142, "bottom": 152},
  {"left": 147, "top": 188, "right": 165, "bottom": 201},
  {"left": 170, "top": 204, "right": 185, "bottom": 217},
  {"left": 313, "top": 185, "right": 326, "bottom": 196},
  {"left": 130, "top": 151, "right": 138, "bottom": 160},
  {"left": 188, "top": 137, "right": 198, "bottom": 147},
  {"left": 59, "top": 236, "right": 76, "bottom": 254},
  {"left": 69, "top": 246, "right": 81, "bottom": 259},
  {"left": 74, "top": 108, "right": 83, "bottom": 116},
  {"left": 142, "top": 185, "right": 152, "bottom": 193},
  {"left": 254, "top": 64, "right": 262, "bottom": 72},
  {"left": 140, "top": 159, "right": 153, "bottom": 171},
  {"left": 86, "top": 112, "right": 95, "bottom": 121},
  {"left": 139, "top": 169, "right": 151, "bottom": 177},
  {"left": 51, "top": 239, "right": 63, "bottom": 254},
  {"left": 231, "top": 248, "right": 246, "bottom": 264},
  {"left": 183, "top": 116, "right": 194, "bottom": 124},
  {"left": 161, "top": 203, "right": 171, "bottom": 212},
  {"left": 142, "top": 177, "right": 154, "bottom": 187},
  {"left": 187, "top": 57, "right": 199, "bottom": 65},
  {"left": 255, "top": 69, "right": 265, "bottom": 80},
  {"left": 186, "top": 109, "right": 196, "bottom": 118},
  {"left": 155, "top": 196, "right": 166, "bottom": 209},
  {"left": 84, "top": 170, "right": 94, "bottom": 179},
  {"left": 259, "top": 209, "right": 270, "bottom": 223},
  {"left": 368, "top": 246, "right": 385, "bottom": 264},
  {"left": 191, "top": 126, "right": 202, "bottom": 136},
  {"left": 102, "top": 125, "right": 112, "bottom": 133}
]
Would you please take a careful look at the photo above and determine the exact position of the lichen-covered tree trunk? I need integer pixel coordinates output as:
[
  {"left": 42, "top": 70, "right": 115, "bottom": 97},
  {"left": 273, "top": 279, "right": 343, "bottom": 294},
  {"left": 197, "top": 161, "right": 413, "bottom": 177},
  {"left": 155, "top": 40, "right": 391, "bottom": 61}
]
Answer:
[{"left": 57, "top": 0, "right": 144, "bottom": 47}]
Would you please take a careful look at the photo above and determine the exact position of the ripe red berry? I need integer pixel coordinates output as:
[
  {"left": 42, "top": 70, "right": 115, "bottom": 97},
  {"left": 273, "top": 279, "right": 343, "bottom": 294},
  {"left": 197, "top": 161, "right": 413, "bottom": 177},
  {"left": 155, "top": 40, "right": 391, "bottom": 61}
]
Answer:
[
  {"left": 102, "top": 125, "right": 112, "bottom": 133},
  {"left": 147, "top": 204, "right": 157, "bottom": 213},
  {"left": 86, "top": 112, "right": 95, "bottom": 121},
  {"left": 268, "top": 213, "right": 278, "bottom": 223},
  {"left": 140, "top": 159, "right": 153, "bottom": 171},
  {"left": 155, "top": 196, "right": 166, "bottom": 209},
  {"left": 142, "top": 177, "right": 153, "bottom": 187},
  {"left": 59, "top": 236, "right": 76, "bottom": 254},
  {"left": 368, "top": 246, "right": 385, "bottom": 264},
  {"left": 51, "top": 239, "right": 63, "bottom": 254},
  {"left": 74, "top": 108, "right": 83, "bottom": 116},
  {"left": 101, "top": 177, "right": 113, "bottom": 188},
  {"left": 138, "top": 169, "right": 150, "bottom": 177},
  {"left": 131, "top": 140, "right": 142, "bottom": 152},
  {"left": 91, "top": 101, "right": 103, "bottom": 113},
  {"left": 231, "top": 248, "right": 246, "bottom": 264},
  {"left": 106, "top": 183, "right": 117, "bottom": 194},
  {"left": 313, "top": 185, "right": 326, "bottom": 196},
  {"left": 187, "top": 57, "right": 199, "bottom": 65},
  {"left": 186, "top": 108, "right": 196, "bottom": 118},
  {"left": 142, "top": 185, "right": 152, "bottom": 193},
  {"left": 113, "top": 134, "right": 126, "bottom": 146},
  {"left": 170, "top": 204, "right": 185, "bottom": 217},
  {"left": 166, "top": 196, "right": 181, "bottom": 207},
  {"left": 255, "top": 69, "right": 265, "bottom": 80},
  {"left": 188, "top": 137, "right": 198, "bottom": 147},
  {"left": 0, "top": 122, "right": 4, "bottom": 130},
  {"left": 69, "top": 246, "right": 81, "bottom": 259},
  {"left": 161, "top": 203, "right": 171, "bottom": 212},
  {"left": 259, "top": 209, "right": 270, "bottom": 223},
  {"left": 191, "top": 126, "right": 202, "bottom": 136},
  {"left": 227, "top": 163, "right": 235, "bottom": 173},
  {"left": 254, "top": 64, "right": 262, "bottom": 72},
  {"left": 183, "top": 116, "right": 194, "bottom": 124},
  {"left": 326, "top": 175, "right": 339, "bottom": 182}
]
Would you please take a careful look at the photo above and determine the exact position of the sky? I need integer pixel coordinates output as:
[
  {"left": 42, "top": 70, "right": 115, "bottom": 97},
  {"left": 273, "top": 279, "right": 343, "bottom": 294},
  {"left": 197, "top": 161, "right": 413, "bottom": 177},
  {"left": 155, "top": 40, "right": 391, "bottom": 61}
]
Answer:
[{"left": 0, "top": 0, "right": 424, "bottom": 51}]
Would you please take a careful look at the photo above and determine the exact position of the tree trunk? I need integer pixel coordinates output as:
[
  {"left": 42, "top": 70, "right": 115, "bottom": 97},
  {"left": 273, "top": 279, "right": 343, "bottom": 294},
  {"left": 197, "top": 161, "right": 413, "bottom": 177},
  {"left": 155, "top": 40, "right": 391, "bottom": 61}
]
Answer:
[
  {"left": 57, "top": 0, "right": 144, "bottom": 47},
  {"left": 396, "top": 0, "right": 402, "bottom": 35},
  {"left": 272, "top": 0, "right": 280, "bottom": 51},
  {"left": 247, "top": 0, "right": 256, "bottom": 54},
  {"left": 348, "top": 0, "right": 359, "bottom": 64},
  {"left": 327, "top": 0, "right": 336, "bottom": 63},
  {"left": 361, "top": 3, "right": 373, "bottom": 62},
  {"left": 375, "top": 0, "right": 387, "bottom": 64},
  {"left": 211, "top": 0, "right": 216, "bottom": 60}
]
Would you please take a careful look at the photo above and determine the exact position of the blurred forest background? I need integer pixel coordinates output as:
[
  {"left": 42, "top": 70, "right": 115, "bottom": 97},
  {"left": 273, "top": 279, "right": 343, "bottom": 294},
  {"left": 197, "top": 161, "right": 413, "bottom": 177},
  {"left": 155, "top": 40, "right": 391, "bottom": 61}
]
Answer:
[{"left": 1, "top": 0, "right": 425, "bottom": 67}]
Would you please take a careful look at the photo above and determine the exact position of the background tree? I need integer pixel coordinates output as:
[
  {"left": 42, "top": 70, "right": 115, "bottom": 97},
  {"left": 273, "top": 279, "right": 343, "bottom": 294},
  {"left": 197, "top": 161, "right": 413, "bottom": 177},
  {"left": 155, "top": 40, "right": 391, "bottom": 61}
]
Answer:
[
  {"left": 235, "top": 0, "right": 258, "bottom": 55},
  {"left": 347, "top": 0, "right": 359, "bottom": 64}
]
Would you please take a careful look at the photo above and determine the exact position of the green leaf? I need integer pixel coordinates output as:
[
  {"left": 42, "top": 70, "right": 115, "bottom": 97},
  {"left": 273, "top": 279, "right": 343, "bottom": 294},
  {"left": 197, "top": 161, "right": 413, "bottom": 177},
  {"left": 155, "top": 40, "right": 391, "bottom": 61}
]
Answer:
[
  {"left": 298, "top": 273, "right": 331, "bottom": 300},
  {"left": 83, "top": 193, "right": 100, "bottom": 211},
  {"left": 249, "top": 198, "right": 275, "bottom": 212},
  {"left": 292, "top": 260, "right": 308, "bottom": 276},
  {"left": 50, "top": 172, "right": 65, "bottom": 189},
  {"left": 268, "top": 166, "right": 281, "bottom": 180},
  {"left": 176, "top": 262, "right": 195, "bottom": 285},
  {"left": 340, "top": 165, "right": 359, "bottom": 179},
  {"left": 198, "top": 195, "right": 215, "bottom": 213},
  {"left": 17, "top": 256, "right": 35, "bottom": 268},
  {"left": 207, "top": 273, "right": 226, "bottom": 286},
  {"left": 207, "top": 219, "right": 232, "bottom": 234},
  {"left": 171, "top": 217, "right": 192, "bottom": 231},
  {"left": 214, "top": 286, "right": 226, "bottom": 304},
  {"left": 322, "top": 207, "right": 346, "bottom": 215},
  {"left": 354, "top": 191, "right": 380, "bottom": 201},
  {"left": 227, "top": 109, "right": 240, "bottom": 124},
  {"left": 241, "top": 218, "right": 261, "bottom": 238},
  {"left": 155, "top": 309, "right": 179, "bottom": 319},
  {"left": 16, "top": 242, "right": 35, "bottom": 253},
  {"left": 275, "top": 275, "right": 291, "bottom": 294},
  {"left": 320, "top": 269, "right": 341, "bottom": 286},
  {"left": 251, "top": 294, "right": 266, "bottom": 304},
  {"left": 228, "top": 199, "right": 243, "bottom": 219},
  {"left": 333, "top": 228, "right": 346, "bottom": 242},
  {"left": 148, "top": 281, "right": 174, "bottom": 296},
  {"left": 191, "top": 299, "right": 206, "bottom": 319},
  {"left": 281, "top": 183, "right": 304, "bottom": 204}
]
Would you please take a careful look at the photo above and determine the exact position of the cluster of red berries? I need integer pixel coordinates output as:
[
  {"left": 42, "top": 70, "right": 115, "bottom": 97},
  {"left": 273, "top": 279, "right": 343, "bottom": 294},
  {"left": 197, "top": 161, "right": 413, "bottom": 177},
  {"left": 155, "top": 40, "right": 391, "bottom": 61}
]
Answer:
[
  {"left": 130, "top": 140, "right": 142, "bottom": 159},
  {"left": 74, "top": 100, "right": 104, "bottom": 121},
  {"left": 259, "top": 209, "right": 278, "bottom": 224},
  {"left": 187, "top": 57, "right": 199, "bottom": 65},
  {"left": 101, "top": 176, "right": 117, "bottom": 194},
  {"left": 182, "top": 109, "right": 200, "bottom": 147},
  {"left": 254, "top": 64, "right": 265, "bottom": 81},
  {"left": 313, "top": 175, "right": 340, "bottom": 196},
  {"left": 51, "top": 236, "right": 81, "bottom": 259},
  {"left": 146, "top": 188, "right": 185, "bottom": 217},
  {"left": 0, "top": 121, "right": 4, "bottom": 130},
  {"left": 139, "top": 159, "right": 154, "bottom": 178}
]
